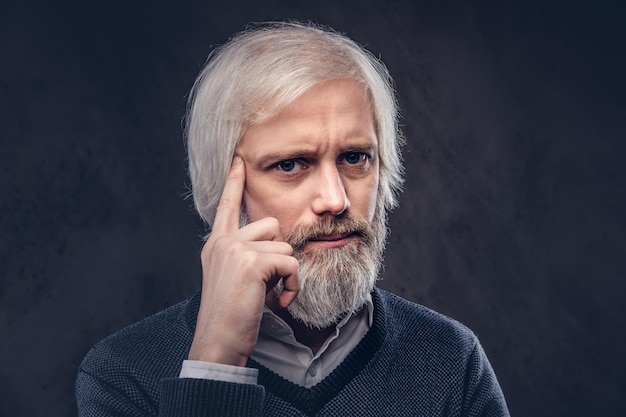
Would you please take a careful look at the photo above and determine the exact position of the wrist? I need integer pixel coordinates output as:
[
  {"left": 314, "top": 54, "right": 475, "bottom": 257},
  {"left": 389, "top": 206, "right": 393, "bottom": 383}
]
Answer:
[{"left": 188, "top": 341, "right": 249, "bottom": 367}]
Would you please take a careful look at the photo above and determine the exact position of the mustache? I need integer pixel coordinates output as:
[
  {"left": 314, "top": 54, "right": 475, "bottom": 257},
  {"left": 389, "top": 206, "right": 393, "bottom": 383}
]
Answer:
[{"left": 286, "top": 214, "right": 373, "bottom": 252}]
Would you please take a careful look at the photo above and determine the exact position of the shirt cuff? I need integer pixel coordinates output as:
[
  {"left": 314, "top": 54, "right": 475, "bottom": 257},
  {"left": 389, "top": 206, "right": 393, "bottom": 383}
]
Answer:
[{"left": 179, "top": 360, "right": 258, "bottom": 385}]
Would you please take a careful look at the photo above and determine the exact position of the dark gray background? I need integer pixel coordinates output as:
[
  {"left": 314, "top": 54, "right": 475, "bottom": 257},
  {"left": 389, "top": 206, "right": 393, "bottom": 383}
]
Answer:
[{"left": 1, "top": 0, "right": 625, "bottom": 416}]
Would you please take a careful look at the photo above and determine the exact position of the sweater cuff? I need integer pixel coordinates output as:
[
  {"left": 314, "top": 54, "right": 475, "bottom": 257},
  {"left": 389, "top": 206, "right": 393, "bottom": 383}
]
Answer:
[{"left": 159, "top": 378, "right": 265, "bottom": 416}]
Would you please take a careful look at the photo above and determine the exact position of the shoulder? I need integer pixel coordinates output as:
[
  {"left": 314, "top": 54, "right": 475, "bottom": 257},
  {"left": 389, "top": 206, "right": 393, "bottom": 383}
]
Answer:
[
  {"left": 374, "top": 288, "right": 478, "bottom": 357},
  {"left": 373, "top": 289, "right": 510, "bottom": 416},
  {"left": 78, "top": 293, "right": 198, "bottom": 383},
  {"left": 76, "top": 294, "right": 200, "bottom": 414}
]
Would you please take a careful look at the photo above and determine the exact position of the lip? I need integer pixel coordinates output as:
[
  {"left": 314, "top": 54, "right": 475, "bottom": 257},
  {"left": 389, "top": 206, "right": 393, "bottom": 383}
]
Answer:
[{"left": 307, "top": 232, "right": 354, "bottom": 249}]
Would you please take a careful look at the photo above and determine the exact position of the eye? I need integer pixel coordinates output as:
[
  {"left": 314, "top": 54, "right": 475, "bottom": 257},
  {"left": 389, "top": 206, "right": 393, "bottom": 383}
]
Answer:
[
  {"left": 343, "top": 152, "right": 368, "bottom": 165},
  {"left": 275, "top": 159, "right": 305, "bottom": 173},
  {"left": 278, "top": 160, "right": 295, "bottom": 171}
]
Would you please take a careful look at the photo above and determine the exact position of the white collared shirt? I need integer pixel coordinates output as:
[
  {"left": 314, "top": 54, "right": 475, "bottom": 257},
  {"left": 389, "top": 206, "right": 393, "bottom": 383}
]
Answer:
[{"left": 180, "top": 294, "right": 374, "bottom": 388}]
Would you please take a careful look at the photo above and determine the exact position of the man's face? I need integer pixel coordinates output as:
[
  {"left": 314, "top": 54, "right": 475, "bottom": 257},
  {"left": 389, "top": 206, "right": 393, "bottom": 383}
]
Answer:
[
  {"left": 236, "top": 79, "right": 379, "bottom": 241},
  {"left": 235, "top": 79, "right": 383, "bottom": 328}
]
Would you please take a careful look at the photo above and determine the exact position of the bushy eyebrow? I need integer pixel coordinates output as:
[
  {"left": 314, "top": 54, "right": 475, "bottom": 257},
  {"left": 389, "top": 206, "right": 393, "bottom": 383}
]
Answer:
[
  {"left": 250, "top": 143, "right": 378, "bottom": 169},
  {"left": 340, "top": 144, "right": 378, "bottom": 155},
  {"left": 249, "top": 149, "right": 314, "bottom": 169}
]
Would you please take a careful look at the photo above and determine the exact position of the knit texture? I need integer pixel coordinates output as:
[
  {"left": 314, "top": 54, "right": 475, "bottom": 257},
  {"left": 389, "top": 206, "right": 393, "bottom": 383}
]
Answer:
[{"left": 76, "top": 288, "right": 510, "bottom": 416}]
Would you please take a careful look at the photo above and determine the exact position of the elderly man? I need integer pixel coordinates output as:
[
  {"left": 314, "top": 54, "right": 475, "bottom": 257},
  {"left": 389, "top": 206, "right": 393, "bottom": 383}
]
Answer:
[{"left": 76, "top": 22, "right": 510, "bottom": 416}]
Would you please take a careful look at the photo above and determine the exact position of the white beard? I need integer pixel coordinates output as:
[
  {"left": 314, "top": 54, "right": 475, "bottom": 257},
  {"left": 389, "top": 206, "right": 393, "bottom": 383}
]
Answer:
[{"left": 275, "top": 211, "right": 387, "bottom": 329}]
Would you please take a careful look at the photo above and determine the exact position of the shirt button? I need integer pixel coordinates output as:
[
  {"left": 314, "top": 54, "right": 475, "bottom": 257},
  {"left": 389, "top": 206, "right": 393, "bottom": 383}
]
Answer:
[{"left": 308, "top": 367, "right": 317, "bottom": 377}]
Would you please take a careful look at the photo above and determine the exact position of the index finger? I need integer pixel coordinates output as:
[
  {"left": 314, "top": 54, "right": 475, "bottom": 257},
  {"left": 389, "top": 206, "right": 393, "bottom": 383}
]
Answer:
[{"left": 212, "top": 156, "right": 245, "bottom": 236}]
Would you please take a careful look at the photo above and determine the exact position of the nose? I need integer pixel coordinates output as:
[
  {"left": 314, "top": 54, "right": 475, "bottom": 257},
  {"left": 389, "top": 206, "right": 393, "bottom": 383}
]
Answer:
[{"left": 311, "top": 164, "right": 350, "bottom": 216}]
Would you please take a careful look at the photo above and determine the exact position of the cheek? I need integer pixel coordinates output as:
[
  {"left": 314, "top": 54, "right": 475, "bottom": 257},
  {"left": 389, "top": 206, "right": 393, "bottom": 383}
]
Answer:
[
  {"left": 346, "top": 173, "right": 379, "bottom": 222},
  {"left": 242, "top": 179, "right": 304, "bottom": 231},
  {"left": 365, "top": 175, "right": 380, "bottom": 220}
]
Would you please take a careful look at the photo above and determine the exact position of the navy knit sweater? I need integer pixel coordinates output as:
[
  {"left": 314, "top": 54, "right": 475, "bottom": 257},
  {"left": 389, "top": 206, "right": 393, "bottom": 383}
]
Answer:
[{"left": 76, "top": 288, "right": 509, "bottom": 416}]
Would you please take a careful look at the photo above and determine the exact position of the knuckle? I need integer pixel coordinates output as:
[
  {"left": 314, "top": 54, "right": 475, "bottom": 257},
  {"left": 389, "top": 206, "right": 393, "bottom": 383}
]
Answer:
[
  {"left": 228, "top": 240, "right": 246, "bottom": 256},
  {"left": 209, "top": 235, "right": 235, "bottom": 255},
  {"left": 239, "top": 250, "right": 259, "bottom": 272}
]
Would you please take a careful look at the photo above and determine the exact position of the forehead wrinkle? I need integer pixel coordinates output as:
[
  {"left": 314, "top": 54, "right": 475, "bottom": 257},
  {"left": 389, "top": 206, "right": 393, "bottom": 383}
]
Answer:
[
  {"left": 242, "top": 121, "right": 377, "bottom": 162},
  {"left": 238, "top": 79, "right": 378, "bottom": 166},
  {"left": 283, "top": 105, "right": 378, "bottom": 154}
]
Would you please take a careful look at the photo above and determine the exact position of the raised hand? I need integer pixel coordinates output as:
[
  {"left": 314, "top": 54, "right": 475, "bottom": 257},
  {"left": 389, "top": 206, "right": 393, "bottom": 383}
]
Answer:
[{"left": 187, "top": 156, "right": 299, "bottom": 367}]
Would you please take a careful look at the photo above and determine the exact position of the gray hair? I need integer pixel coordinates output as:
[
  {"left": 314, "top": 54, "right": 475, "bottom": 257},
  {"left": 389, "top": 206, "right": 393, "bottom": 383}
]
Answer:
[{"left": 186, "top": 21, "right": 404, "bottom": 228}]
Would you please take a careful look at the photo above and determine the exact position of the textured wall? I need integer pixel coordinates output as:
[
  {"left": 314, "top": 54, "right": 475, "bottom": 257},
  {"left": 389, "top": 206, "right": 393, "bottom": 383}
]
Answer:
[{"left": 1, "top": 1, "right": 625, "bottom": 416}]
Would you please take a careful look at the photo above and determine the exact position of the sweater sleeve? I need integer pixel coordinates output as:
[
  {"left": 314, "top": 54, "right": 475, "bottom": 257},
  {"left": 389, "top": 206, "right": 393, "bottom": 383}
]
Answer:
[
  {"left": 76, "top": 368, "right": 157, "bottom": 417},
  {"left": 76, "top": 368, "right": 266, "bottom": 417},
  {"left": 461, "top": 339, "right": 510, "bottom": 417}
]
